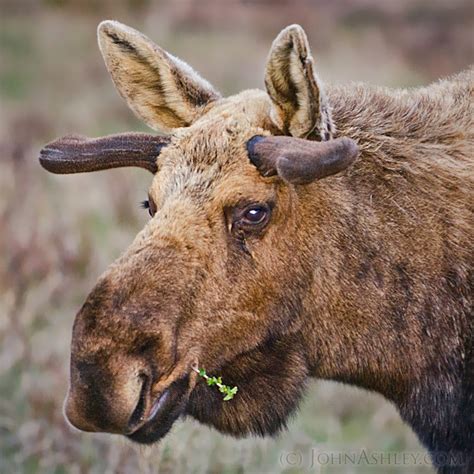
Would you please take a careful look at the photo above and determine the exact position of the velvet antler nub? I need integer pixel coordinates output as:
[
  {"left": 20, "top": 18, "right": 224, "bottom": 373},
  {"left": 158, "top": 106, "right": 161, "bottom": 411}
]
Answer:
[
  {"left": 39, "top": 132, "right": 170, "bottom": 174},
  {"left": 247, "top": 135, "right": 358, "bottom": 184}
]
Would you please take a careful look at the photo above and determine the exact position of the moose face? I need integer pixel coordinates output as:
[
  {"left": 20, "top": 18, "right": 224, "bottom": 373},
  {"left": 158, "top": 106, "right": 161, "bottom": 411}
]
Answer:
[{"left": 39, "top": 21, "right": 357, "bottom": 443}]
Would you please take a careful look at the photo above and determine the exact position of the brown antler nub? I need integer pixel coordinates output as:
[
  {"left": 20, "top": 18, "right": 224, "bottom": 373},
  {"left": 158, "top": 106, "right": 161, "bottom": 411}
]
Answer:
[
  {"left": 247, "top": 135, "right": 358, "bottom": 184},
  {"left": 39, "top": 132, "right": 170, "bottom": 174}
]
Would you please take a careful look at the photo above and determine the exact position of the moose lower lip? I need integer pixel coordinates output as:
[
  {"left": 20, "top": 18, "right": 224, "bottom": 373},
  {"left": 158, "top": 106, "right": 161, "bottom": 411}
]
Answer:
[
  {"left": 147, "top": 389, "right": 170, "bottom": 422},
  {"left": 127, "top": 376, "right": 189, "bottom": 444}
]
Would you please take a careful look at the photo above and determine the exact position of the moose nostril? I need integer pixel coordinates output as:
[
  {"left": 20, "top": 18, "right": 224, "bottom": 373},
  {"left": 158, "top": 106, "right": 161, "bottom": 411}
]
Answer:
[{"left": 127, "top": 373, "right": 150, "bottom": 432}]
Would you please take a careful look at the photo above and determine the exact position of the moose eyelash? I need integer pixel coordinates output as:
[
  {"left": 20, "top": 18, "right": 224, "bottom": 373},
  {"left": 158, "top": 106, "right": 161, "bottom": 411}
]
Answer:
[{"left": 140, "top": 200, "right": 150, "bottom": 210}]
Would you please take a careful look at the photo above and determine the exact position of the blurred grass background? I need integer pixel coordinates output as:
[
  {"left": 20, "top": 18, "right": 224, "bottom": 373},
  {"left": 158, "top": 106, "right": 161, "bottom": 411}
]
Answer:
[{"left": 0, "top": 0, "right": 472, "bottom": 473}]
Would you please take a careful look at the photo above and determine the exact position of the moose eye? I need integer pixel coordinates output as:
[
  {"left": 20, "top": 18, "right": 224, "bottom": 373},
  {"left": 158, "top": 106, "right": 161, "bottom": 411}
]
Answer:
[
  {"left": 242, "top": 205, "right": 268, "bottom": 225},
  {"left": 232, "top": 203, "right": 272, "bottom": 232},
  {"left": 140, "top": 198, "right": 157, "bottom": 217}
]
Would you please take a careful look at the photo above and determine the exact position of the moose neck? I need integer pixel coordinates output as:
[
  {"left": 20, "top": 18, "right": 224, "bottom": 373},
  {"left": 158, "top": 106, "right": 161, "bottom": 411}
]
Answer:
[{"left": 296, "top": 78, "right": 473, "bottom": 470}]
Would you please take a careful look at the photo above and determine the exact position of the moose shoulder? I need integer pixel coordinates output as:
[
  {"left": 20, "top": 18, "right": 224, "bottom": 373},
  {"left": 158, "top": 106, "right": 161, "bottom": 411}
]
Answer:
[{"left": 39, "top": 21, "right": 473, "bottom": 474}]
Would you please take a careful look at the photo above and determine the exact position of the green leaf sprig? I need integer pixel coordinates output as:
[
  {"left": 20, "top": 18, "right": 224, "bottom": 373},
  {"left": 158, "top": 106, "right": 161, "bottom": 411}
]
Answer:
[{"left": 192, "top": 367, "right": 238, "bottom": 401}]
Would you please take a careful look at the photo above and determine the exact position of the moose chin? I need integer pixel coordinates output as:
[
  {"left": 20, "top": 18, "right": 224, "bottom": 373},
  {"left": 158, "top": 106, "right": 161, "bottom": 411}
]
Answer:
[{"left": 40, "top": 20, "right": 473, "bottom": 474}]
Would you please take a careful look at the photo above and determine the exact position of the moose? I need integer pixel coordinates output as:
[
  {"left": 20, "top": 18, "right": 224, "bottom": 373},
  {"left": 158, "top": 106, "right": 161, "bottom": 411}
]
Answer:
[{"left": 39, "top": 21, "right": 473, "bottom": 473}]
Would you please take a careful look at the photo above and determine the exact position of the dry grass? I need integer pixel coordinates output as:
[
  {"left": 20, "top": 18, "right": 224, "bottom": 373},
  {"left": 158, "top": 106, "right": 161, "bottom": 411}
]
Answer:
[{"left": 0, "top": 1, "right": 472, "bottom": 473}]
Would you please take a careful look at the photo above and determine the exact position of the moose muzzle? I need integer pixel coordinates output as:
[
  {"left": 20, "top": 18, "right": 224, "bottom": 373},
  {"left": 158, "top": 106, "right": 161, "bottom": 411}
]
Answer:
[{"left": 65, "top": 354, "right": 150, "bottom": 434}]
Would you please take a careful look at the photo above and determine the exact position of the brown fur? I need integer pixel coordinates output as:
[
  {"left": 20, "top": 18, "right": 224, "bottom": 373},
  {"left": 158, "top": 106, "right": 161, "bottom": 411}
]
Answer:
[{"left": 41, "top": 22, "right": 473, "bottom": 474}]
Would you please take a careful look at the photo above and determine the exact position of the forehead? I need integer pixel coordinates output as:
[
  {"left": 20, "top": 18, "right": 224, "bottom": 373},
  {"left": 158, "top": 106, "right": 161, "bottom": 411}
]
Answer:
[{"left": 149, "top": 90, "right": 275, "bottom": 201}]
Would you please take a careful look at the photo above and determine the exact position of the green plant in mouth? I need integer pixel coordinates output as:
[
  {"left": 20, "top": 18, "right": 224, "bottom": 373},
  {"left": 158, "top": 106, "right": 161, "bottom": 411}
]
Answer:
[{"left": 192, "top": 367, "right": 238, "bottom": 401}]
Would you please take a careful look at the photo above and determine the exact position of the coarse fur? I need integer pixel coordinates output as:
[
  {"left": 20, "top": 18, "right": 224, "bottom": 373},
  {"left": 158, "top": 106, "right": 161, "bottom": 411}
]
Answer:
[{"left": 41, "top": 21, "right": 473, "bottom": 474}]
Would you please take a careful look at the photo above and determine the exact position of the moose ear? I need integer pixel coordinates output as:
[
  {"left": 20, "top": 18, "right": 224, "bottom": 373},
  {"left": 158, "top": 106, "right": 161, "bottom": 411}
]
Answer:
[
  {"left": 98, "top": 21, "right": 221, "bottom": 132},
  {"left": 264, "top": 24, "right": 333, "bottom": 140}
]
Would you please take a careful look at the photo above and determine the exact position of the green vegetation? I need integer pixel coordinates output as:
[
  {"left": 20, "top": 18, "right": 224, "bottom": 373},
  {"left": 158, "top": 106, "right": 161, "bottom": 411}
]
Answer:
[{"left": 193, "top": 367, "right": 238, "bottom": 401}]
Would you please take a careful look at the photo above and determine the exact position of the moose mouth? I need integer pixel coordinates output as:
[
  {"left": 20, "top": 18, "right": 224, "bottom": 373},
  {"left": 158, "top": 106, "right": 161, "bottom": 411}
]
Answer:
[{"left": 127, "top": 375, "right": 190, "bottom": 444}]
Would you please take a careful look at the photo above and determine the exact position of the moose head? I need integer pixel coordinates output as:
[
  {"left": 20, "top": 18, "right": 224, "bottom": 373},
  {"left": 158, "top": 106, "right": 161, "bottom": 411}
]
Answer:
[{"left": 40, "top": 21, "right": 359, "bottom": 444}]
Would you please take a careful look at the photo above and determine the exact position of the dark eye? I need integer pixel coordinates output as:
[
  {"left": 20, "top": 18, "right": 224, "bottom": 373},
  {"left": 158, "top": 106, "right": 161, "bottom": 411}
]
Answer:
[
  {"left": 242, "top": 205, "right": 268, "bottom": 225},
  {"left": 140, "top": 198, "right": 156, "bottom": 217},
  {"left": 226, "top": 202, "right": 272, "bottom": 248},
  {"left": 235, "top": 203, "right": 272, "bottom": 232}
]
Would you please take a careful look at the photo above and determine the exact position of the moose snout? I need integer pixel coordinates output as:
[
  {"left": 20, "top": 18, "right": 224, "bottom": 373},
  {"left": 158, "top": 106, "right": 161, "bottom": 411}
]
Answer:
[{"left": 64, "top": 357, "right": 152, "bottom": 435}]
